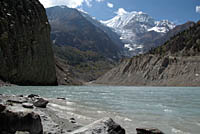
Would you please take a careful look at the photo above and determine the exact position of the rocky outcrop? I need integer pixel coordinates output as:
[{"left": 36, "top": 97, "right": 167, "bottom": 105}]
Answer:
[
  {"left": 0, "top": 0, "right": 57, "bottom": 85},
  {"left": 70, "top": 117, "right": 125, "bottom": 134},
  {"left": 95, "top": 21, "right": 200, "bottom": 86}
]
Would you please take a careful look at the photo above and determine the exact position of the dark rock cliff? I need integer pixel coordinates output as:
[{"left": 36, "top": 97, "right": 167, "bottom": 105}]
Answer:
[
  {"left": 95, "top": 21, "right": 200, "bottom": 86},
  {"left": 0, "top": 0, "right": 57, "bottom": 85}
]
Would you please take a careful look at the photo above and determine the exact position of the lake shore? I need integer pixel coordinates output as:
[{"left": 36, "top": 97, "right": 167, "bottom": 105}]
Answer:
[
  {"left": 0, "top": 94, "right": 80, "bottom": 133},
  {"left": 0, "top": 94, "right": 128, "bottom": 134}
]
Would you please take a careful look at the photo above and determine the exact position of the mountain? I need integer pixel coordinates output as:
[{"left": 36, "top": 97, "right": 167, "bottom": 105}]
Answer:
[
  {"left": 139, "top": 21, "right": 195, "bottom": 51},
  {"left": 46, "top": 6, "right": 121, "bottom": 83},
  {"left": 95, "top": 21, "right": 200, "bottom": 86},
  {"left": 80, "top": 11, "right": 124, "bottom": 51},
  {"left": 0, "top": 0, "right": 57, "bottom": 85},
  {"left": 46, "top": 6, "right": 122, "bottom": 60},
  {"left": 101, "top": 10, "right": 176, "bottom": 56}
]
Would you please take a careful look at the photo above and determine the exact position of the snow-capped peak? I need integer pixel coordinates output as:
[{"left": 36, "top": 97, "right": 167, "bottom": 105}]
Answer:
[
  {"left": 100, "top": 9, "right": 176, "bottom": 56},
  {"left": 101, "top": 11, "right": 155, "bottom": 31},
  {"left": 101, "top": 10, "right": 175, "bottom": 34}
]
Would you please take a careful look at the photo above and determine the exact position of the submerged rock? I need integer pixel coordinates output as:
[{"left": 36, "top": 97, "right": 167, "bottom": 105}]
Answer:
[
  {"left": 0, "top": 110, "right": 43, "bottom": 134},
  {"left": 136, "top": 128, "right": 164, "bottom": 134},
  {"left": 28, "top": 94, "right": 39, "bottom": 98},
  {"left": 33, "top": 98, "right": 49, "bottom": 108},
  {"left": 70, "top": 117, "right": 125, "bottom": 134},
  {"left": 57, "top": 97, "right": 66, "bottom": 100}
]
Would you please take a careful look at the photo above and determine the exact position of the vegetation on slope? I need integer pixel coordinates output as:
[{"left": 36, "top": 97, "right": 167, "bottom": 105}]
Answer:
[
  {"left": 53, "top": 45, "right": 116, "bottom": 82},
  {"left": 149, "top": 21, "right": 200, "bottom": 56}
]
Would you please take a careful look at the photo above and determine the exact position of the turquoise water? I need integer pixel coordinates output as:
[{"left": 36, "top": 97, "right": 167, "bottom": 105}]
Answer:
[{"left": 0, "top": 86, "right": 200, "bottom": 134}]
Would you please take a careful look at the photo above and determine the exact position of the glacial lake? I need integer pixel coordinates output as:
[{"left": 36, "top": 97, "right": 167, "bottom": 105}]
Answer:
[{"left": 0, "top": 86, "right": 200, "bottom": 134}]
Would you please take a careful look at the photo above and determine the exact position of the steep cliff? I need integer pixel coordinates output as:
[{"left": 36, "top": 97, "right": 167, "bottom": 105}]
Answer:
[
  {"left": 95, "top": 21, "right": 200, "bottom": 86},
  {"left": 0, "top": 0, "right": 57, "bottom": 85}
]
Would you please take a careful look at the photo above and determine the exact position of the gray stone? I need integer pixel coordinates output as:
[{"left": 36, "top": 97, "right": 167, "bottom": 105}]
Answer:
[
  {"left": 69, "top": 117, "right": 125, "bottom": 134},
  {"left": 34, "top": 98, "right": 49, "bottom": 108},
  {"left": 136, "top": 128, "right": 164, "bottom": 134}
]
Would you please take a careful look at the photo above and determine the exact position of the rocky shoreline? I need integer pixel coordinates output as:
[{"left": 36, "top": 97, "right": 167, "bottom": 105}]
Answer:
[{"left": 0, "top": 94, "right": 164, "bottom": 134}]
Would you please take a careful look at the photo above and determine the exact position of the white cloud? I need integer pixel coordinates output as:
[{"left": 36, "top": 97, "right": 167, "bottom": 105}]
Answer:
[
  {"left": 196, "top": 6, "right": 200, "bottom": 13},
  {"left": 39, "top": 0, "right": 92, "bottom": 8},
  {"left": 96, "top": 0, "right": 105, "bottom": 2},
  {"left": 115, "top": 8, "right": 128, "bottom": 15},
  {"left": 107, "top": 2, "right": 114, "bottom": 8}
]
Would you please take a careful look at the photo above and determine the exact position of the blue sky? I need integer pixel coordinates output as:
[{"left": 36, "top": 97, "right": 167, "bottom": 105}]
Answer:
[{"left": 39, "top": 0, "right": 200, "bottom": 24}]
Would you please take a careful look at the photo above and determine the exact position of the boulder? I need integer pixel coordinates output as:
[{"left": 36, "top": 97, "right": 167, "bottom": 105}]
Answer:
[
  {"left": 33, "top": 98, "right": 49, "bottom": 108},
  {"left": 22, "top": 103, "right": 34, "bottom": 109},
  {"left": 136, "top": 128, "right": 164, "bottom": 134},
  {"left": 69, "top": 117, "right": 125, "bottom": 134},
  {"left": 0, "top": 110, "right": 43, "bottom": 134}
]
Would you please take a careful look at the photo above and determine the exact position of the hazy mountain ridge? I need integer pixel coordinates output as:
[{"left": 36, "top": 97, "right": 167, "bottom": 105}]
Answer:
[{"left": 95, "top": 21, "right": 200, "bottom": 86}]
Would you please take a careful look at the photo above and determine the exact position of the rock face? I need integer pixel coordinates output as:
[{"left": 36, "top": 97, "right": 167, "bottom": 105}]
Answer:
[
  {"left": 0, "top": 0, "right": 57, "bottom": 85},
  {"left": 0, "top": 109, "right": 43, "bottom": 134},
  {"left": 70, "top": 117, "right": 125, "bottom": 134},
  {"left": 95, "top": 21, "right": 200, "bottom": 86}
]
